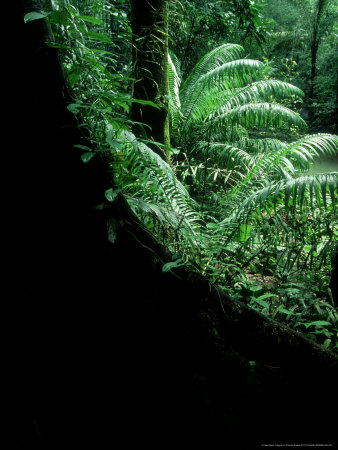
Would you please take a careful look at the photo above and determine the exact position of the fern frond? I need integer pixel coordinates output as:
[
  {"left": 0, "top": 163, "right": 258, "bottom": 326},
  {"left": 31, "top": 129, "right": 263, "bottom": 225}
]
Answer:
[
  {"left": 180, "top": 75, "right": 304, "bottom": 131},
  {"left": 197, "top": 141, "right": 257, "bottom": 172},
  {"left": 206, "top": 102, "right": 306, "bottom": 137},
  {"left": 180, "top": 43, "right": 244, "bottom": 98},
  {"left": 228, "top": 133, "right": 338, "bottom": 203},
  {"left": 219, "top": 79, "right": 304, "bottom": 111},
  {"left": 223, "top": 172, "right": 337, "bottom": 227},
  {"left": 285, "top": 133, "right": 338, "bottom": 162},
  {"left": 168, "top": 53, "right": 182, "bottom": 131},
  {"left": 226, "top": 102, "right": 306, "bottom": 128},
  {"left": 284, "top": 172, "right": 338, "bottom": 210},
  {"left": 236, "top": 136, "right": 285, "bottom": 154},
  {"left": 198, "top": 59, "right": 264, "bottom": 88},
  {"left": 221, "top": 181, "right": 279, "bottom": 225},
  {"left": 117, "top": 130, "right": 203, "bottom": 245}
]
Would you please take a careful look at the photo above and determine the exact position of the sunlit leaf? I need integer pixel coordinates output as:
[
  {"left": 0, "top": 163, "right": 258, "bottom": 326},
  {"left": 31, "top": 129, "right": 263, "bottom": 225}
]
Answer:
[
  {"left": 78, "top": 15, "right": 103, "bottom": 25},
  {"left": 24, "top": 11, "right": 49, "bottom": 23}
]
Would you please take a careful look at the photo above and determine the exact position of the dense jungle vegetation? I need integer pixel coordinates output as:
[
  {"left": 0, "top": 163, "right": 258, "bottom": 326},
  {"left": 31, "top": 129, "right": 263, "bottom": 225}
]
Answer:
[
  {"left": 31, "top": 0, "right": 338, "bottom": 352},
  {"left": 10, "top": 1, "right": 338, "bottom": 448}
]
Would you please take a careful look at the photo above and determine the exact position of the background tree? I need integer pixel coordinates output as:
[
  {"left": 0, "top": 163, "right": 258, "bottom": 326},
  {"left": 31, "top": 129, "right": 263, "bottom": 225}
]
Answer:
[
  {"left": 295, "top": 0, "right": 335, "bottom": 123},
  {"left": 169, "top": 0, "right": 270, "bottom": 78},
  {"left": 262, "top": 0, "right": 338, "bottom": 130}
]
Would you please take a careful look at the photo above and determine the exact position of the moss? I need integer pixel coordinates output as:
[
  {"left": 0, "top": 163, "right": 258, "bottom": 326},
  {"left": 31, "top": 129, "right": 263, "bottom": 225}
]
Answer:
[{"left": 131, "top": 0, "right": 170, "bottom": 159}]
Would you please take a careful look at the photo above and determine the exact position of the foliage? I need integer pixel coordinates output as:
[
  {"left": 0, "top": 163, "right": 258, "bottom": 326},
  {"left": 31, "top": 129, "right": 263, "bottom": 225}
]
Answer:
[
  {"left": 168, "top": 42, "right": 338, "bottom": 350},
  {"left": 169, "top": 0, "right": 271, "bottom": 78},
  {"left": 261, "top": 0, "right": 338, "bottom": 130},
  {"left": 29, "top": 0, "right": 338, "bottom": 351},
  {"left": 31, "top": 0, "right": 204, "bottom": 254},
  {"left": 111, "top": 130, "right": 204, "bottom": 251}
]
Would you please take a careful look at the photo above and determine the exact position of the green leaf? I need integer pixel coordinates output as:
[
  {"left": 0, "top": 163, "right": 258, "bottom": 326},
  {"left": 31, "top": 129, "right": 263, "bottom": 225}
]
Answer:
[
  {"left": 256, "top": 293, "right": 275, "bottom": 300},
  {"left": 81, "top": 152, "right": 95, "bottom": 163},
  {"left": 166, "top": 146, "right": 180, "bottom": 155},
  {"left": 24, "top": 11, "right": 49, "bottom": 23},
  {"left": 105, "top": 188, "right": 121, "bottom": 203},
  {"left": 250, "top": 284, "right": 263, "bottom": 292},
  {"left": 67, "top": 5, "right": 78, "bottom": 16},
  {"left": 67, "top": 103, "right": 83, "bottom": 114},
  {"left": 304, "top": 320, "right": 331, "bottom": 329},
  {"left": 277, "top": 307, "right": 296, "bottom": 315},
  {"left": 78, "top": 15, "right": 103, "bottom": 25},
  {"left": 252, "top": 297, "right": 269, "bottom": 308},
  {"left": 111, "top": 95, "right": 161, "bottom": 110},
  {"left": 85, "top": 31, "right": 112, "bottom": 44},
  {"left": 74, "top": 144, "right": 92, "bottom": 151},
  {"left": 67, "top": 66, "right": 81, "bottom": 87},
  {"left": 45, "top": 42, "right": 73, "bottom": 50},
  {"left": 47, "top": 11, "right": 70, "bottom": 26},
  {"left": 238, "top": 223, "right": 251, "bottom": 242},
  {"left": 323, "top": 339, "right": 332, "bottom": 348},
  {"left": 162, "top": 259, "right": 185, "bottom": 273}
]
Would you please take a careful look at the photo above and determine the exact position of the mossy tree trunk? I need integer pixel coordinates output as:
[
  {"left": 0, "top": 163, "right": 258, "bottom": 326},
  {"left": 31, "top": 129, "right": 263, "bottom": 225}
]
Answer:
[{"left": 131, "top": 0, "right": 170, "bottom": 158}]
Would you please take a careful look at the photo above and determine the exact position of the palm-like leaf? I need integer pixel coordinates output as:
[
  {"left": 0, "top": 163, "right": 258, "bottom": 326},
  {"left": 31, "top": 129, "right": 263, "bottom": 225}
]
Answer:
[
  {"left": 180, "top": 43, "right": 244, "bottom": 100},
  {"left": 224, "top": 172, "right": 337, "bottom": 225},
  {"left": 115, "top": 130, "right": 203, "bottom": 248},
  {"left": 206, "top": 102, "right": 306, "bottom": 136},
  {"left": 169, "top": 43, "right": 306, "bottom": 145},
  {"left": 230, "top": 134, "right": 338, "bottom": 202},
  {"left": 167, "top": 45, "right": 337, "bottom": 278},
  {"left": 168, "top": 53, "right": 182, "bottom": 131}
]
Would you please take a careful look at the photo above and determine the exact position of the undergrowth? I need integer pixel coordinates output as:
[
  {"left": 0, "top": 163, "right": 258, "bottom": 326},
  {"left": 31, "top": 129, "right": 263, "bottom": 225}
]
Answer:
[{"left": 29, "top": 0, "right": 338, "bottom": 352}]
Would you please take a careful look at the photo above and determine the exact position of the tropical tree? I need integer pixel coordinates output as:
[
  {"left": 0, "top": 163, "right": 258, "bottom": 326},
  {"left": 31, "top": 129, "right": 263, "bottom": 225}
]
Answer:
[
  {"left": 262, "top": 0, "right": 338, "bottom": 128},
  {"left": 169, "top": 0, "right": 270, "bottom": 78},
  {"left": 291, "top": 0, "right": 336, "bottom": 121}
]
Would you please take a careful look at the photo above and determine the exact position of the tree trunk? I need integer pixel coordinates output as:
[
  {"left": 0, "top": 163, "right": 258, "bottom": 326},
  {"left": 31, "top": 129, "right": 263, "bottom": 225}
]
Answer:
[
  {"left": 308, "top": 38, "right": 319, "bottom": 123},
  {"left": 8, "top": 2, "right": 338, "bottom": 449},
  {"left": 308, "top": 0, "right": 329, "bottom": 124},
  {"left": 131, "top": 0, "right": 170, "bottom": 157}
]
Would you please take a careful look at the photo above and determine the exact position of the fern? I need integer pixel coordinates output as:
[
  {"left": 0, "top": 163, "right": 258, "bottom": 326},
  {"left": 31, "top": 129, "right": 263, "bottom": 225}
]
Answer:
[
  {"left": 114, "top": 130, "right": 204, "bottom": 249},
  {"left": 167, "top": 44, "right": 338, "bottom": 294},
  {"left": 223, "top": 172, "right": 337, "bottom": 224},
  {"left": 228, "top": 134, "right": 337, "bottom": 200},
  {"left": 169, "top": 43, "right": 306, "bottom": 145},
  {"left": 206, "top": 102, "right": 306, "bottom": 137},
  {"left": 168, "top": 53, "right": 182, "bottom": 132},
  {"left": 180, "top": 43, "right": 244, "bottom": 99}
]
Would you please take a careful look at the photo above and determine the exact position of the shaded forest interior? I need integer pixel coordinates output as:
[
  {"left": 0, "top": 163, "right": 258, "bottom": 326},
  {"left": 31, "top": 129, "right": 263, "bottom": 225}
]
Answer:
[{"left": 7, "top": 1, "right": 338, "bottom": 449}]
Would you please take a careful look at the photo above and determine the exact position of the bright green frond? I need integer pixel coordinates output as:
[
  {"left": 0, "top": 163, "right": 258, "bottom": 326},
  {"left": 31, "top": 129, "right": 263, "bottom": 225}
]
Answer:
[
  {"left": 198, "top": 59, "right": 264, "bottom": 88},
  {"left": 284, "top": 173, "right": 338, "bottom": 210},
  {"left": 285, "top": 133, "right": 338, "bottom": 162},
  {"left": 222, "top": 172, "right": 337, "bottom": 228},
  {"left": 180, "top": 43, "right": 244, "bottom": 99},
  {"left": 221, "top": 181, "right": 279, "bottom": 224},
  {"left": 198, "top": 141, "right": 256, "bottom": 171},
  {"left": 207, "top": 102, "right": 306, "bottom": 135},
  {"left": 236, "top": 136, "right": 285, "bottom": 154},
  {"left": 221, "top": 79, "right": 304, "bottom": 111},
  {"left": 117, "top": 131, "right": 203, "bottom": 245},
  {"left": 168, "top": 53, "right": 182, "bottom": 131}
]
